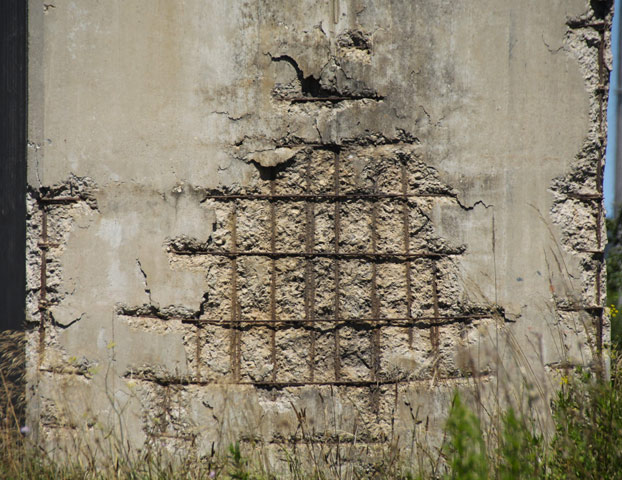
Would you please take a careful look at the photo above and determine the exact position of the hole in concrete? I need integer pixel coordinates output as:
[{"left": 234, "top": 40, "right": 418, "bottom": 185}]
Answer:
[
  {"left": 337, "top": 30, "right": 371, "bottom": 52},
  {"left": 590, "top": 0, "right": 611, "bottom": 19},
  {"left": 250, "top": 155, "right": 297, "bottom": 180},
  {"left": 271, "top": 55, "right": 337, "bottom": 98}
]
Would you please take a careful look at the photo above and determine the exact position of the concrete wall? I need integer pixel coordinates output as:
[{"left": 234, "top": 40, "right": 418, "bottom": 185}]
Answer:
[{"left": 26, "top": 0, "right": 611, "bottom": 468}]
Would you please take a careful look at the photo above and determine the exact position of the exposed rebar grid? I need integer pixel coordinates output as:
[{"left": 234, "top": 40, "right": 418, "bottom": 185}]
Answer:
[{"left": 169, "top": 147, "right": 498, "bottom": 388}]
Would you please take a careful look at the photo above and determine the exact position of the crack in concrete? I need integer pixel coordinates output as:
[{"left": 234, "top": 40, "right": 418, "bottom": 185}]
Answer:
[
  {"left": 136, "top": 258, "right": 153, "bottom": 304},
  {"left": 454, "top": 198, "right": 493, "bottom": 211}
]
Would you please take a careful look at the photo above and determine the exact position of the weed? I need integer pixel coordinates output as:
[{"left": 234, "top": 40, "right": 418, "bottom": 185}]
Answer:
[
  {"left": 497, "top": 408, "right": 543, "bottom": 480},
  {"left": 228, "top": 442, "right": 250, "bottom": 480},
  {"left": 547, "top": 355, "right": 622, "bottom": 480},
  {"left": 442, "top": 393, "right": 488, "bottom": 480}
]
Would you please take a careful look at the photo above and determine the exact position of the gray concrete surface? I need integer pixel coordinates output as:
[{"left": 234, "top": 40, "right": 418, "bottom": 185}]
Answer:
[{"left": 26, "top": 0, "right": 611, "bottom": 471}]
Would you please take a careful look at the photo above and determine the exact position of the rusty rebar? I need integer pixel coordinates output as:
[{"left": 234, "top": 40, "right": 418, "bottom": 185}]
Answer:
[
  {"left": 202, "top": 192, "right": 454, "bottom": 201},
  {"left": 36, "top": 196, "right": 81, "bottom": 368},
  {"left": 565, "top": 192, "right": 603, "bottom": 201},
  {"left": 287, "top": 95, "right": 384, "bottom": 103},
  {"left": 195, "top": 324, "right": 202, "bottom": 381},
  {"left": 124, "top": 373, "right": 492, "bottom": 389},
  {"left": 183, "top": 314, "right": 491, "bottom": 326},
  {"left": 172, "top": 249, "right": 453, "bottom": 259},
  {"left": 304, "top": 157, "right": 317, "bottom": 381},
  {"left": 556, "top": 305, "right": 604, "bottom": 313},
  {"left": 269, "top": 177, "right": 278, "bottom": 382},
  {"left": 39, "top": 208, "right": 47, "bottom": 312},
  {"left": 229, "top": 203, "right": 241, "bottom": 381},
  {"left": 370, "top": 177, "right": 381, "bottom": 411},
  {"left": 430, "top": 262, "right": 441, "bottom": 351},
  {"left": 333, "top": 150, "right": 342, "bottom": 381},
  {"left": 401, "top": 163, "right": 414, "bottom": 347},
  {"left": 594, "top": 25, "right": 606, "bottom": 356},
  {"left": 39, "top": 195, "right": 80, "bottom": 204},
  {"left": 38, "top": 207, "right": 48, "bottom": 367}
]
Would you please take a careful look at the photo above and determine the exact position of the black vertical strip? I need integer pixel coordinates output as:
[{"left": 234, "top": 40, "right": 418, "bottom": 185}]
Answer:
[{"left": 0, "top": 1, "right": 27, "bottom": 331}]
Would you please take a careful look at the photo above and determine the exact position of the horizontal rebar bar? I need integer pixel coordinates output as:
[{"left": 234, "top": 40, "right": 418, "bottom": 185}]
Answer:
[
  {"left": 181, "top": 314, "right": 491, "bottom": 325},
  {"left": 120, "top": 373, "right": 494, "bottom": 389},
  {"left": 557, "top": 305, "right": 604, "bottom": 312},
  {"left": 201, "top": 192, "right": 454, "bottom": 201},
  {"left": 565, "top": 192, "right": 603, "bottom": 201},
  {"left": 39, "top": 196, "right": 80, "bottom": 203},
  {"left": 171, "top": 249, "right": 456, "bottom": 259},
  {"left": 288, "top": 96, "right": 384, "bottom": 103}
]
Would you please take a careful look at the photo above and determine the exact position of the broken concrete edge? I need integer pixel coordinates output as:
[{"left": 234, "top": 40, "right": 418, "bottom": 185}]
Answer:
[{"left": 549, "top": 2, "right": 612, "bottom": 361}]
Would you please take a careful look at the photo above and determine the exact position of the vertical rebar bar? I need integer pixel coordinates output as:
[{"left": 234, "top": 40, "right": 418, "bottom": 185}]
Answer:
[
  {"left": 370, "top": 176, "right": 381, "bottom": 411},
  {"left": 401, "top": 163, "right": 414, "bottom": 347},
  {"left": 596, "top": 24, "right": 607, "bottom": 356},
  {"left": 39, "top": 208, "right": 47, "bottom": 313},
  {"left": 270, "top": 177, "right": 278, "bottom": 382},
  {"left": 229, "top": 203, "right": 241, "bottom": 381},
  {"left": 195, "top": 325, "right": 202, "bottom": 381},
  {"left": 305, "top": 157, "right": 317, "bottom": 381},
  {"left": 333, "top": 150, "right": 342, "bottom": 380},
  {"left": 430, "top": 262, "right": 441, "bottom": 351},
  {"left": 38, "top": 206, "right": 48, "bottom": 367}
]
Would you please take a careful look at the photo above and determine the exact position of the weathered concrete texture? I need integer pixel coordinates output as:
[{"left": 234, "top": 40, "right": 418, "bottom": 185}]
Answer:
[{"left": 26, "top": 0, "right": 611, "bottom": 470}]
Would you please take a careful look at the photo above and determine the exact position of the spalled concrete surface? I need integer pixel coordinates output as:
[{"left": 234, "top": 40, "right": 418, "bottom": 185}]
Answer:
[{"left": 26, "top": 0, "right": 611, "bottom": 469}]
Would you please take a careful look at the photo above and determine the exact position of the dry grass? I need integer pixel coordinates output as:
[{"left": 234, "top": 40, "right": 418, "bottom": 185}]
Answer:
[{"left": 2, "top": 324, "right": 621, "bottom": 479}]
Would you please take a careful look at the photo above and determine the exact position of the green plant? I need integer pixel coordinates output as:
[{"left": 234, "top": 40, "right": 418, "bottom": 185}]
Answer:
[
  {"left": 443, "top": 393, "right": 488, "bottom": 480},
  {"left": 606, "top": 215, "right": 622, "bottom": 347},
  {"left": 228, "top": 442, "right": 250, "bottom": 480},
  {"left": 547, "top": 356, "right": 622, "bottom": 480},
  {"left": 497, "top": 408, "right": 543, "bottom": 480}
]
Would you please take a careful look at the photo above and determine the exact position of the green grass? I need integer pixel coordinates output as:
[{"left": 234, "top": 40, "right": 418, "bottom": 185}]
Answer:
[
  {"left": 606, "top": 214, "right": 622, "bottom": 347},
  {"left": 439, "top": 354, "right": 622, "bottom": 480}
]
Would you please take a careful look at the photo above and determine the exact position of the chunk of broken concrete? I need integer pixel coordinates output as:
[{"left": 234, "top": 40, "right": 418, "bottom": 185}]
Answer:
[{"left": 247, "top": 146, "right": 303, "bottom": 168}]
